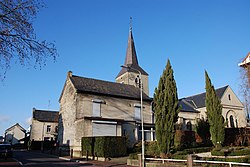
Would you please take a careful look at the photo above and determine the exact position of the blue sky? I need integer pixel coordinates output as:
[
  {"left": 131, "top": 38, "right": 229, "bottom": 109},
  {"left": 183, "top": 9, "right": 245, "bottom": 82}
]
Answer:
[{"left": 0, "top": 0, "right": 250, "bottom": 136}]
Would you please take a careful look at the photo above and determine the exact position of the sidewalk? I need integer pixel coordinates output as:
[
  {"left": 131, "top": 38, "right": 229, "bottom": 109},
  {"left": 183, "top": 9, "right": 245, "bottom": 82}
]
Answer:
[
  {"left": 33, "top": 149, "right": 131, "bottom": 166},
  {"left": 59, "top": 156, "right": 130, "bottom": 167}
]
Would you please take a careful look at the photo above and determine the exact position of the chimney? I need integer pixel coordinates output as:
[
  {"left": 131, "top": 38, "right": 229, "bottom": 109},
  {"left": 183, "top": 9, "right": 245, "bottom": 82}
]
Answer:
[{"left": 67, "top": 71, "right": 73, "bottom": 78}]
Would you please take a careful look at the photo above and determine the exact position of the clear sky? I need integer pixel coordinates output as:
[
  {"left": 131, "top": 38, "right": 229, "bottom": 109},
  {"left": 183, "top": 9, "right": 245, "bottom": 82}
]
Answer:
[{"left": 0, "top": 0, "right": 250, "bottom": 136}]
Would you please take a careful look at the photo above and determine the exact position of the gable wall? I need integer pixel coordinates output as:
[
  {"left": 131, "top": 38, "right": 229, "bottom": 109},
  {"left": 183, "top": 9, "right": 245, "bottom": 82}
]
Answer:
[
  {"left": 58, "top": 79, "right": 77, "bottom": 147},
  {"left": 5, "top": 126, "right": 25, "bottom": 145},
  {"left": 220, "top": 87, "right": 246, "bottom": 127},
  {"left": 221, "top": 87, "right": 244, "bottom": 107}
]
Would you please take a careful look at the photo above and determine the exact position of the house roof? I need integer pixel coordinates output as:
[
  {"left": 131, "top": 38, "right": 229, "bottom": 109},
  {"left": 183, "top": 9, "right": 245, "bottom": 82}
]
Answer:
[
  {"left": 32, "top": 108, "right": 59, "bottom": 123},
  {"left": 116, "top": 29, "right": 148, "bottom": 78},
  {"left": 179, "top": 99, "right": 199, "bottom": 113},
  {"left": 5, "top": 123, "right": 26, "bottom": 133},
  {"left": 179, "top": 85, "right": 229, "bottom": 111},
  {"left": 238, "top": 52, "right": 250, "bottom": 67},
  {"left": 69, "top": 74, "right": 152, "bottom": 101}
]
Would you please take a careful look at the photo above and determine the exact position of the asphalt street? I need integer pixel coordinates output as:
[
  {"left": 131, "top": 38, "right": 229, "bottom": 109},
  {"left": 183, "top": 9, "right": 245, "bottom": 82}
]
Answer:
[
  {"left": 5, "top": 150, "right": 130, "bottom": 167},
  {"left": 12, "top": 150, "right": 92, "bottom": 167}
]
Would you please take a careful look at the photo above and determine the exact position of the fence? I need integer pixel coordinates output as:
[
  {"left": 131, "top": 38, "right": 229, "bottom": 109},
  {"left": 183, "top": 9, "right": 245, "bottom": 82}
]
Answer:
[{"left": 145, "top": 157, "right": 250, "bottom": 167}]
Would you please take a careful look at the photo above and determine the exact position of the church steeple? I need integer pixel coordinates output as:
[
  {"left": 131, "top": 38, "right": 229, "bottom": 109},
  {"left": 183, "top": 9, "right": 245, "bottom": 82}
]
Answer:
[
  {"left": 116, "top": 18, "right": 149, "bottom": 95},
  {"left": 116, "top": 18, "right": 148, "bottom": 79}
]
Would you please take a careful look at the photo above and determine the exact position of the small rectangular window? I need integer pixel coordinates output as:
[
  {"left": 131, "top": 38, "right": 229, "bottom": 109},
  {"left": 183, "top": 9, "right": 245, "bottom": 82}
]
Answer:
[
  {"left": 228, "top": 94, "right": 231, "bottom": 101},
  {"left": 135, "top": 106, "right": 141, "bottom": 120},
  {"left": 93, "top": 102, "right": 101, "bottom": 117},
  {"left": 46, "top": 125, "right": 51, "bottom": 133}
]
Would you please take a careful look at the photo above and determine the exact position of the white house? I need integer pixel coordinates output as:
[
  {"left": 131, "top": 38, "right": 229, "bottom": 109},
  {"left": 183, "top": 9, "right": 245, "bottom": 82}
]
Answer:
[
  {"left": 30, "top": 108, "right": 59, "bottom": 141},
  {"left": 5, "top": 123, "right": 26, "bottom": 145}
]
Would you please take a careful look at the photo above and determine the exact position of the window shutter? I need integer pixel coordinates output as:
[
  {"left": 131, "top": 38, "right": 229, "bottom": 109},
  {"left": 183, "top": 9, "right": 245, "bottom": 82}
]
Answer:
[
  {"left": 135, "top": 107, "right": 141, "bottom": 120},
  {"left": 93, "top": 102, "right": 101, "bottom": 117}
]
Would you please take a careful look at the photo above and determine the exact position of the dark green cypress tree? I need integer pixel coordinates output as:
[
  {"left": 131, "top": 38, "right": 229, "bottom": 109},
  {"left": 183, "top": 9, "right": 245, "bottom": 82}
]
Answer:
[
  {"left": 153, "top": 59, "right": 179, "bottom": 156},
  {"left": 205, "top": 71, "right": 225, "bottom": 147}
]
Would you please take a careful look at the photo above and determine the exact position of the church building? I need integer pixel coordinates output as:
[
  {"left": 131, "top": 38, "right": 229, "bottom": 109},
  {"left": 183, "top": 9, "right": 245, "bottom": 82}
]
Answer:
[
  {"left": 58, "top": 25, "right": 154, "bottom": 155},
  {"left": 57, "top": 22, "right": 248, "bottom": 156}
]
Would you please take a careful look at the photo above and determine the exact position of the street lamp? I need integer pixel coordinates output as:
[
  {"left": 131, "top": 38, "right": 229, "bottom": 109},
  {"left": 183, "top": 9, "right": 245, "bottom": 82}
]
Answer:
[{"left": 121, "top": 65, "right": 145, "bottom": 167}]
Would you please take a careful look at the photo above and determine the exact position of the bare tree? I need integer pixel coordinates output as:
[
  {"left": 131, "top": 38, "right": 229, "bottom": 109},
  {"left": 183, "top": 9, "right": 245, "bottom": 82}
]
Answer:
[
  {"left": 240, "top": 66, "right": 250, "bottom": 119},
  {"left": 239, "top": 53, "right": 250, "bottom": 119},
  {"left": 0, "top": 0, "right": 58, "bottom": 79}
]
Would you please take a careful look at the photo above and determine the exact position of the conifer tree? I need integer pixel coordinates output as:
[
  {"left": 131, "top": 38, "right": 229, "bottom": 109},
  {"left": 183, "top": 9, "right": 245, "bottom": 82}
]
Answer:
[
  {"left": 153, "top": 59, "right": 179, "bottom": 156},
  {"left": 205, "top": 71, "right": 225, "bottom": 147}
]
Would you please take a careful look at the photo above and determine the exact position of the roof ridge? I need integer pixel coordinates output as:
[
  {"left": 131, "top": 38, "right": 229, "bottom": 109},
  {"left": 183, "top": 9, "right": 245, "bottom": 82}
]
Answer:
[
  {"left": 184, "top": 85, "right": 229, "bottom": 99},
  {"left": 34, "top": 109, "right": 59, "bottom": 113},
  {"left": 71, "top": 74, "right": 141, "bottom": 89}
]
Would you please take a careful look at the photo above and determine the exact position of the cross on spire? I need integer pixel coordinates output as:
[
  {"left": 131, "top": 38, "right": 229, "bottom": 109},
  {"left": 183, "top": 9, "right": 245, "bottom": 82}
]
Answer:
[{"left": 130, "top": 16, "right": 132, "bottom": 32}]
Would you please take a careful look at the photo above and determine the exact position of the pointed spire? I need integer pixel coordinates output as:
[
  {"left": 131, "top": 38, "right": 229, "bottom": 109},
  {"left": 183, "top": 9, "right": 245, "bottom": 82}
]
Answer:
[
  {"left": 116, "top": 18, "right": 148, "bottom": 78},
  {"left": 124, "top": 22, "right": 139, "bottom": 66}
]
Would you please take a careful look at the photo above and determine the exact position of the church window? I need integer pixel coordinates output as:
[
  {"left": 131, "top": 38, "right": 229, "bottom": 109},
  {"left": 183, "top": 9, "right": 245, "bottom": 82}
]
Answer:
[
  {"left": 230, "top": 115, "right": 235, "bottom": 128},
  {"left": 228, "top": 94, "right": 231, "bottom": 101}
]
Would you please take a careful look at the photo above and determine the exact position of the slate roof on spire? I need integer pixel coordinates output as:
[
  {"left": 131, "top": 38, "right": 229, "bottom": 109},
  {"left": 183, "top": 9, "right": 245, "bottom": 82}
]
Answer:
[{"left": 116, "top": 29, "right": 148, "bottom": 78}]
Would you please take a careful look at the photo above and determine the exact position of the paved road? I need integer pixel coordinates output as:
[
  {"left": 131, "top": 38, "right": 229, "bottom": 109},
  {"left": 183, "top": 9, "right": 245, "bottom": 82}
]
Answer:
[
  {"left": 11, "top": 150, "right": 130, "bottom": 167},
  {"left": 13, "top": 150, "right": 93, "bottom": 167}
]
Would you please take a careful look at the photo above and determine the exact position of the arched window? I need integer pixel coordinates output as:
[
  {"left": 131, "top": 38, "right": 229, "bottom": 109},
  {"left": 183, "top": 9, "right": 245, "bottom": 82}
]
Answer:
[
  {"left": 186, "top": 121, "right": 192, "bottom": 131},
  {"left": 230, "top": 115, "right": 235, "bottom": 128}
]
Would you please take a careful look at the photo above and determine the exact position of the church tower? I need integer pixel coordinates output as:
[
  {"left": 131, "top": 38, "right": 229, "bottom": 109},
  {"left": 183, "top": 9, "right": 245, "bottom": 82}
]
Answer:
[{"left": 116, "top": 21, "right": 149, "bottom": 95}]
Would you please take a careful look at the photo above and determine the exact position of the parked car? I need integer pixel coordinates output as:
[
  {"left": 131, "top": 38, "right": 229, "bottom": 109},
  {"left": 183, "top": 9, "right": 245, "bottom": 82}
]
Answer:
[{"left": 0, "top": 144, "right": 12, "bottom": 159}]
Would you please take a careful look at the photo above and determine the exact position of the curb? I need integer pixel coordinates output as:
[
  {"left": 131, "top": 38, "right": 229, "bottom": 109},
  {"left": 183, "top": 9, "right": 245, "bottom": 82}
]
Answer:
[
  {"left": 58, "top": 157, "right": 88, "bottom": 164},
  {"left": 58, "top": 157, "right": 71, "bottom": 161}
]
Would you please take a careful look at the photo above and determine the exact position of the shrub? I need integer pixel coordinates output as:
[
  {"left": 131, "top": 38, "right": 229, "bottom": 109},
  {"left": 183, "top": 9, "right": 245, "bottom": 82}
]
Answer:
[
  {"left": 172, "top": 154, "right": 187, "bottom": 159},
  {"left": 211, "top": 147, "right": 250, "bottom": 156},
  {"left": 82, "top": 137, "right": 94, "bottom": 156},
  {"left": 175, "top": 130, "right": 196, "bottom": 149},
  {"left": 145, "top": 141, "right": 160, "bottom": 157},
  {"left": 184, "top": 147, "right": 212, "bottom": 154},
  {"left": 82, "top": 136, "right": 127, "bottom": 158},
  {"left": 129, "top": 153, "right": 139, "bottom": 159},
  {"left": 228, "top": 147, "right": 250, "bottom": 156}
]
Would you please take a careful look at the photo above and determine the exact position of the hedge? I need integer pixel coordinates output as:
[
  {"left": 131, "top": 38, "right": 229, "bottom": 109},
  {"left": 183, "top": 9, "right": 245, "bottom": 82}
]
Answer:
[
  {"left": 82, "top": 136, "right": 127, "bottom": 158},
  {"left": 211, "top": 147, "right": 250, "bottom": 156}
]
